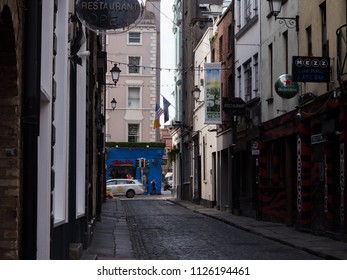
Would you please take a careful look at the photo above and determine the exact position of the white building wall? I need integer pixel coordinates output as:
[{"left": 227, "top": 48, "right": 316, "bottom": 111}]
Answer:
[
  {"left": 38, "top": 0, "right": 80, "bottom": 259},
  {"left": 193, "top": 27, "right": 217, "bottom": 204},
  {"left": 170, "top": 0, "right": 183, "bottom": 198},
  {"left": 173, "top": 0, "right": 183, "bottom": 122},
  {"left": 260, "top": 0, "right": 299, "bottom": 122},
  {"left": 234, "top": 0, "right": 260, "bottom": 103}
]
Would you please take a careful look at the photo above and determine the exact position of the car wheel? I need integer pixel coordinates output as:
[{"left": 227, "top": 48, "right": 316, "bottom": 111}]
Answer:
[{"left": 126, "top": 189, "right": 135, "bottom": 198}]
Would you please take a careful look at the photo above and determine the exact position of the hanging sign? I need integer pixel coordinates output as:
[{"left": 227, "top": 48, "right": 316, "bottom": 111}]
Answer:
[
  {"left": 223, "top": 97, "right": 246, "bottom": 116},
  {"left": 292, "top": 56, "right": 330, "bottom": 83},
  {"left": 204, "top": 63, "right": 222, "bottom": 124},
  {"left": 76, "top": 0, "right": 144, "bottom": 33},
  {"left": 275, "top": 74, "right": 298, "bottom": 99}
]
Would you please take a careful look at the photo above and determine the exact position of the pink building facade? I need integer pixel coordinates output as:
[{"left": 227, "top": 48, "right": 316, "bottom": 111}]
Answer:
[{"left": 105, "top": 0, "right": 161, "bottom": 143}]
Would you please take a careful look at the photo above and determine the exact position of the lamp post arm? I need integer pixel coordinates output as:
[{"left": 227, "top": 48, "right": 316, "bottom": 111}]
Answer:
[{"left": 275, "top": 15, "right": 299, "bottom": 32}]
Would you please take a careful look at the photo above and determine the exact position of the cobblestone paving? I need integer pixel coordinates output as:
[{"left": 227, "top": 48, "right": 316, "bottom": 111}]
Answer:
[{"left": 121, "top": 199, "right": 321, "bottom": 260}]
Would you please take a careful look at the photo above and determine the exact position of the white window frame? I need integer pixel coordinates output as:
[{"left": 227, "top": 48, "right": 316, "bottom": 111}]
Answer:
[
  {"left": 128, "top": 123, "right": 140, "bottom": 142},
  {"left": 253, "top": 54, "right": 259, "bottom": 97},
  {"left": 237, "top": 67, "right": 242, "bottom": 97},
  {"left": 253, "top": 0, "right": 258, "bottom": 15},
  {"left": 237, "top": 0, "right": 241, "bottom": 28},
  {"left": 76, "top": 37, "right": 87, "bottom": 218},
  {"left": 128, "top": 56, "right": 141, "bottom": 74},
  {"left": 128, "top": 31, "right": 141, "bottom": 44},
  {"left": 244, "top": 60, "right": 252, "bottom": 102},
  {"left": 128, "top": 87, "right": 141, "bottom": 108},
  {"left": 53, "top": 0, "right": 69, "bottom": 226},
  {"left": 244, "top": 0, "right": 252, "bottom": 23}
]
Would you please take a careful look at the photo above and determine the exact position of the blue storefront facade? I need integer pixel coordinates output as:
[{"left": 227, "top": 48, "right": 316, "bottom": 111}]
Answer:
[{"left": 106, "top": 145, "right": 165, "bottom": 194}]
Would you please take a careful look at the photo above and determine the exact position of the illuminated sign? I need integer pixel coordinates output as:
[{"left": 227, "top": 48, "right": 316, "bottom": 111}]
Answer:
[
  {"left": 292, "top": 56, "right": 330, "bottom": 83},
  {"left": 76, "top": 0, "right": 144, "bottom": 33}
]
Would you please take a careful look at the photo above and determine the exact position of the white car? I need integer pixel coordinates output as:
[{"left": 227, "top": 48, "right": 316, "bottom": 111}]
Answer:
[{"left": 107, "top": 179, "right": 145, "bottom": 198}]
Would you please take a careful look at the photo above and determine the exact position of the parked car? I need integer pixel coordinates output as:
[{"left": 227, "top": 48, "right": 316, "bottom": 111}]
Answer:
[{"left": 106, "top": 179, "right": 145, "bottom": 198}]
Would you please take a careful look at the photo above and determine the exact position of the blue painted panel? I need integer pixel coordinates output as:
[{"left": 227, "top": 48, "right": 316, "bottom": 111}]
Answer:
[{"left": 106, "top": 147, "right": 164, "bottom": 194}]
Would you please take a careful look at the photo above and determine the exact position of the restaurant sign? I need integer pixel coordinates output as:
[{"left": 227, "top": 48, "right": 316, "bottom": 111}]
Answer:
[
  {"left": 223, "top": 97, "right": 246, "bottom": 116},
  {"left": 76, "top": 0, "right": 144, "bottom": 33}
]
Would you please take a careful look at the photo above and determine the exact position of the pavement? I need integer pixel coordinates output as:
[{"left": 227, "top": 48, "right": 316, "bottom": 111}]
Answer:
[{"left": 81, "top": 192, "right": 347, "bottom": 260}]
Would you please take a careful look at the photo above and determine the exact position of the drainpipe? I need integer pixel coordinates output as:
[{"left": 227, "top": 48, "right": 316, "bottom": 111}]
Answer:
[{"left": 22, "top": 0, "right": 42, "bottom": 259}]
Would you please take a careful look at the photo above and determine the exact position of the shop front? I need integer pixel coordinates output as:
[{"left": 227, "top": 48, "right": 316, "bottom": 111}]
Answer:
[
  {"left": 106, "top": 145, "right": 165, "bottom": 194},
  {"left": 259, "top": 92, "right": 347, "bottom": 240}
]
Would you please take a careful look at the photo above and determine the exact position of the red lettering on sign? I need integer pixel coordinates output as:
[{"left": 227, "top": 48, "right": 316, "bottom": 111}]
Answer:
[{"left": 111, "top": 159, "right": 133, "bottom": 166}]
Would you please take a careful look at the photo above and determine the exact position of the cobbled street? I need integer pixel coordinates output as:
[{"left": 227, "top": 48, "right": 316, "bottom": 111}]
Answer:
[{"left": 121, "top": 198, "right": 322, "bottom": 260}]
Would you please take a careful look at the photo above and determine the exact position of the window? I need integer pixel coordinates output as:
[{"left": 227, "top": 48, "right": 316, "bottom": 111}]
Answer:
[
  {"left": 228, "top": 24, "right": 233, "bottom": 53},
  {"left": 128, "top": 124, "right": 139, "bottom": 142},
  {"left": 128, "top": 87, "right": 140, "bottom": 108},
  {"left": 219, "top": 35, "right": 223, "bottom": 62},
  {"left": 128, "top": 56, "right": 141, "bottom": 74},
  {"left": 253, "top": 0, "right": 258, "bottom": 14},
  {"left": 128, "top": 32, "right": 141, "bottom": 44},
  {"left": 283, "top": 31, "right": 288, "bottom": 73},
  {"left": 244, "top": 60, "right": 252, "bottom": 101},
  {"left": 237, "top": 0, "right": 241, "bottom": 28},
  {"left": 320, "top": 1, "right": 329, "bottom": 90},
  {"left": 253, "top": 54, "right": 259, "bottom": 96},
  {"left": 320, "top": 2, "right": 328, "bottom": 57},
  {"left": 228, "top": 74, "right": 234, "bottom": 98},
  {"left": 245, "top": 0, "right": 252, "bottom": 23},
  {"left": 269, "top": 43, "right": 273, "bottom": 98},
  {"left": 237, "top": 67, "right": 242, "bottom": 97},
  {"left": 306, "top": 26, "right": 312, "bottom": 56}
]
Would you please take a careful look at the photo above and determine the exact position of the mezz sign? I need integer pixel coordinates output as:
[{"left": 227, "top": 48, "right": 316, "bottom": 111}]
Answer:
[{"left": 292, "top": 56, "right": 330, "bottom": 83}]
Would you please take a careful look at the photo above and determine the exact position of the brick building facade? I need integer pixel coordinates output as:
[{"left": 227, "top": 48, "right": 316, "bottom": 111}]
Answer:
[{"left": 0, "top": 0, "right": 25, "bottom": 260}]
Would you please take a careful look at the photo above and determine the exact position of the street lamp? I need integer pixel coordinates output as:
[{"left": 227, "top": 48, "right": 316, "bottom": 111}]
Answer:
[
  {"left": 192, "top": 85, "right": 202, "bottom": 102},
  {"left": 268, "top": 0, "right": 299, "bottom": 31},
  {"left": 110, "top": 63, "right": 121, "bottom": 85},
  {"left": 268, "top": 0, "right": 282, "bottom": 17},
  {"left": 110, "top": 98, "right": 117, "bottom": 110}
]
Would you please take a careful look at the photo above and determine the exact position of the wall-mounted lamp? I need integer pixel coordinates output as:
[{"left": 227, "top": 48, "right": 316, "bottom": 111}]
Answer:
[
  {"left": 110, "top": 98, "right": 117, "bottom": 110},
  {"left": 106, "top": 98, "right": 117, "bottom": 111},
  {"left": 192, "top": 85, "right": 203, "bottom": 102},
  {"left": 268, "top": 0, "right": 299, "bottom": 31},
  {"left": 110, "top": 63, "right": 121, "bottom": 85}
]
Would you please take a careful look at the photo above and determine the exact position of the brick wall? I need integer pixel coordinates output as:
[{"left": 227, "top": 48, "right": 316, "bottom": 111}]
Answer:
[{"left": 0, "top": 0, "right": 24, "bottom": 260}]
